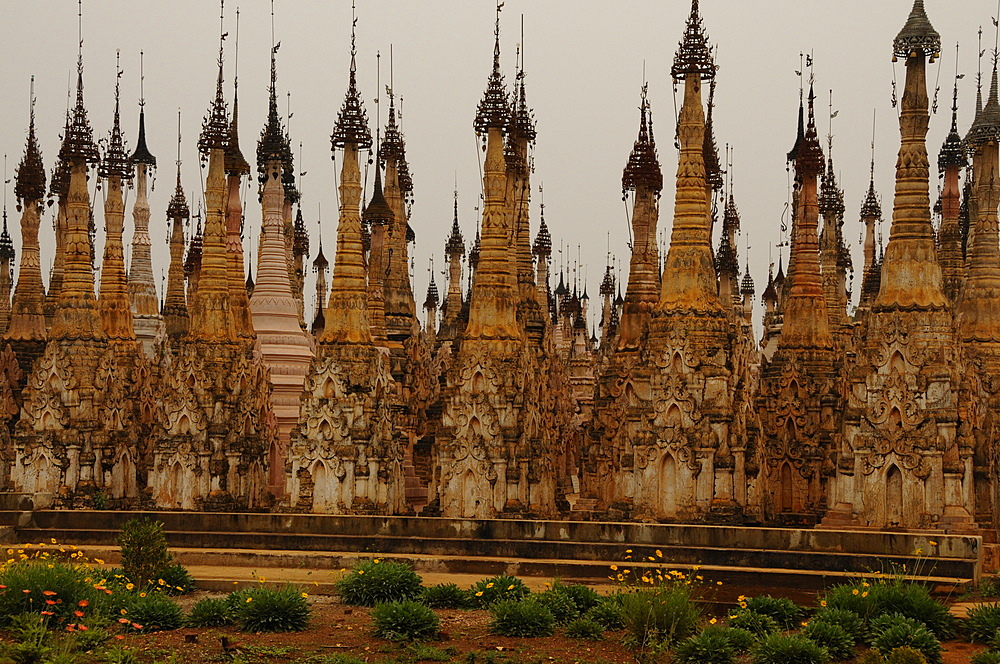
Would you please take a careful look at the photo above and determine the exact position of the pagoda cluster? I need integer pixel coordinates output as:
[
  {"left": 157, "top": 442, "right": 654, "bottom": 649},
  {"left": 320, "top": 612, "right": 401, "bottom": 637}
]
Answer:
[{"left": 1, "top": 0, "right": 999, "bottom": 534}]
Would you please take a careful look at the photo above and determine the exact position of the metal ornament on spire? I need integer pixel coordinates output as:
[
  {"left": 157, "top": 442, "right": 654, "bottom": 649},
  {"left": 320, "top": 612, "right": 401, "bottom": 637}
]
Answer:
[
  {"left": 622, "top": 84, "right": 662, "bottom": 194},
  {"left": 131, "top": 52, "right": 156, "bottom": 167},
  {"left": 797, "top": 83, "right": 825, "bottom": 177},
  {"left": 671, "top": 0, "right": 715, "bottom": 82},
  {"left": 966, "top": 61, "right": 1000, "bottom": 150},
  {"left": 15, "top": 78, "right": 46, "bottom": 204},
  {"left": 893, "top": 0, "right": 941, "bottom": 60},
  {"left": 167, "top": 110, "right": 190, "bottom": 220},
  {"left": 445, "top": 189, "right": 465, "bottom": 258},
  {"left": 99, "top": 56, "right": 133, "bottom": 181},
  {"left": 257, "top": 42, "right": 290, "bottom": 169},
  {"left": 331, "top": 3, "right": 373, "bottom": 150},
  {"left": 61, "top": 12, "right": 100, "bottom": 166},
  {"left": 198, "top": 0, "right": 230, "bottom": 155},
  {"left": 474, "top": 2, "right": 509, "bottom": 135},
  {"left": 939, "top": 53, "right": 966, "bottom": 170},
  {"left": 226, "top": 10, "right": 251, "bottom": 177}
]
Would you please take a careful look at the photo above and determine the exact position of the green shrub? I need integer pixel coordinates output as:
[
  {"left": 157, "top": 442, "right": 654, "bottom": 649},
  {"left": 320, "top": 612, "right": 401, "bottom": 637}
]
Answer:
[
  {"left": 744, "top": 595, "right": 803, "bottom": 629},
  {"left": 855, "top": 650, "right": 887, "bottom": 664},
  {"left": 7, "top": 613, "right": 51, "bottom": 664},
  {"left": 186, "top": 597, "right": 234, "bottom": 627},
  {"left": 237, "top": 585, "right": 310, "bottom": 633},
  {"left": 885, "top": 646, "right": 930, "bottom": 664},
  {"left": 564, "top": 617, "right": 604, "bottom": 640},
  {"left": 674, "top": 628, "right": 735, "bottom": 664},
  {"left": 156, "top": 564, "right": 195, "bottom": 595},
  {"left": 121, "top": 593, "right": 183, "bottom": 633},
  {"left": 824, "top": 583, "right": 874, "bottom": 619},
  {"left": 102, "top": 646, "right": 138, "bottom": 664},
  {"left": 0, "top": 561, "right": 106, "bottom": 627},
  {"left": 534, "top": 589, "right": 579, "bottom": 624},
  {"left": 419, "top": 583, "right": 468, "bottom": 609},
  {"left": 812, "top": 608, "right": 865, "bottom": 642},
  {"left": 701, "top": 625, "right": 757, "bottom": 654},
  {"left": 488, "top": 599, "right": 556, "bottom": 637},
  {"left": 966, "top": 602, "right": 1000, "bottom": 643},
  {"left": 468, "top": 574, "right": 530, "bottom": 608},
  {"left": 803, "top": 620, "right": 855, "bottom": 660},
  {"left": 371, "top": 600, "right": 439, "bottom": 642},
  {"left": 619, "top": 584, "right": 701, "bottom": 650},
  {"left": 584, "top": 599, "right": 625, "bottom": 631},
  {"left": 335, "top": 560, "right": 422, "bottom": 607},
  {"left": 868, "top": 582, "right": 954, "bottom": 639},
  {"left": 868, "top": 613, "right": 924, "bottom": 644},
  {"left": 751, "top": 633, "right": 830, "bottom": 664},
  {"left": 728, "top": 610, "right": 779, "bottom": 637},
  {"left": 972, "top": 652, "right": 1000, "bottom": 664},
  {"left": 870, "top": 622, "right": 941, "bottom": 664},
  {"left": 117, "top": 518, "right": 173, "bottom": 589},
  {"left": 551, "top": 581, "right": 601, "bottom": 613}
]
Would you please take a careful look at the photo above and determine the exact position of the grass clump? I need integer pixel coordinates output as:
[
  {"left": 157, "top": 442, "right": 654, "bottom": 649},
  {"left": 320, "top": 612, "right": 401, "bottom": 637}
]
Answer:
[
  {"left": 751, "top": 632, "right": 830, "bottom": 664},
  {"left": 185, "top": 597, "right": 234, "bottom": 627},
  {"left": 743, "top": 595, "right": 803, "bottom": 629},
  {"left": 870, "top": 622, "right": 941, "bottom": 664},
  {"left": 156, "top": 564, "right": 195, "bottom": 595},
  {"left": 335, "top": 559, "right": 422, "bottom": 607},
  {"left": 419, "top": 583, "right": 468, "bottom": 609},
  {"left": 371, "top": 600, "right": 439, "bottom": 642},
  {"left": 728, "top": 610, "right": 780, "bottom": 637},
  {"left": 619, "top": 583, "right": 701, "bottom": 651},
  {"left": 812, "top": 608, "right": 865, "bottom": 642},
  {"left": 823, "top": 579, "right": 954, "bottom": 639},
  {"left": 488, "top": 598, "right": 555, "bottom": 637},
  {"left": 121, "top": 593, "right": 183, "bottom": 633},
  {"left": 673, "top": 628, "right": 735, "bottom": 664},
  {"left": 233, "top": 585, "right": 310, "bottom": 633},
  {"left": 803, "top": 620, "right": 855, "bottom": 660},
  {"left": 867, "top": 613, "right": 924, "bottom": 644},
  {"left": 551, "top": 581, "right": 601, "bottom": 613},
  {"left": 534, "top": 588, "right": 579, "bottom": 624},
  {"left": 972, "top": 652, "right": 1000, "bottom": 664},
  {"left": 885, "top": 646, "right": 932, "bottom": 663},
  {"left": 585, "top": 599, "right": 625, "bottom": 631},
  {"left": 468, "top": 574, "right": 530, "bottom": 608},
  {"left": 700, "top": 625, "right": 757, "bottom": 654},
  {"left": 0, "top": 560, "right": 106, "bottom": 627},
  {"left": 966, "top": 602, "right": 1000, "bottom": 642},
  {"left": 564, "top": 616, "right": 604, "bottom": 640}
]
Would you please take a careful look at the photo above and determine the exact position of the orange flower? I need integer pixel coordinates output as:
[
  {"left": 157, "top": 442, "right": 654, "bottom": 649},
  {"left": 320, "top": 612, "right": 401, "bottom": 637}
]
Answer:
[
  {"left": 22, "top": 589, "right": 30, "bottom": 594},
  {"left": 118, "top": 618, "right": 130, "bottom": 624},
  {"left": 131, "top": 623, "right": 143, "bottom": 630},
  {"left": 45, "top": 600, "right": 56, "bottom": 605},
  {"left": 42, "top": 590, "right": 57, "bottom": 596},
  {"left": 74, "top": 610, "right": 85, "bottom": 617},
  {"left": 40, "top": 611, "right": 54, "bottom": 616},
  {"left": 115, "top": 635, "right": 124, "bottom": 640},
  {"left": 78, "top": 625, "right": 88, "bottom": 631},
  {"left": 77, "top": 600, "right": 89, "bottom": 607}
]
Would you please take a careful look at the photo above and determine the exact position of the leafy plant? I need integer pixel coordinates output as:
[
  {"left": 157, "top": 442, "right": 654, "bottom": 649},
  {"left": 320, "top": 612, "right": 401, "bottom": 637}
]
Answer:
[
  {"left": 673, "top": 628, "right": 735, "bottom": 664},
  {"left": 585, "top": 599, "right": 625, "bottom": 631},
  {"left": 420, "top": 583, "right": 468, "bottom": 609},
  {"left": 335, "top": 559, "right": 422, "bottom": 607},
  {"left": 488, "top": 599, "right": 556, "bottom": 637},
  {"left": 117, "top": 518, "right": 173, "bottom": 589},
  {"left": 371, "top": 600, "right": 440, "bottom": 642},
  {"left": 870, "top": 622, "right": 941, "bottom": 664},
  {"left": 7, "top": 613, "right": 51, "bottom": 664},
  {"left": 468, "top": 575, "right": 530, "bottom": 608},
  {"left": 966, "top": 602, "right": 1000, "bottom": 642},
  {"left": 867, "top": 613, "right": 924, "bottom": 644},
  {"left": 744, "top": 595, "right": 803, "bottom": 629},
  {"left": 551, "top": 581, "right": 601, "bottom": 613},
  {"left": 156, "top": 564, "right": 195, "bottom": 595},
  {"left": 823, "top": 579, "right": 954, "bottom": 639},
  {"left": 236, "top": 585, "right": 310, "bottom": 633},
  {"left": 812, "top": 608, "right": 865, "bottom": 642},
  {"left": 534, "top": 588, "right": 579, "bottom": 624},
  {"left": 972, "top": 652, "right": 1000, "bottom": 664},
  {"left": 751, "top": 633, "right": 830, "bottom": 664},
  {"left": 102, "top": 645, "right": 139, "bottom": 664},
  {"left": 0, "top": 561, "right": 106, "bottom": 626},
  {"left": 885, "top": 646, "right": 931, "bottom": 664},
  {"left": 727, "top": 610, "right": 779, "bottom": 637},
  {"left": 122, "top": 593, "right": 183, "bottom": 633},
  {"left": 404, "top": 644, "right": 456, "bottom": 662},
  {"left": 564, "top": 617, "right": 604, "bottom": 640},
  {"left": 700, "top": 625, "right": 757, "bottom": 654},
  {"left": 855, "top": 650, "right": 887, "bottom": 664},
  {"left": 619, "top": 584, "right": 701, "bottom": 650},
  {"left": 186, "top": 597, "right": 234, "bottom": 627},
  {"left": 803, "top": 620, "right": 855, "bottom": 660}
]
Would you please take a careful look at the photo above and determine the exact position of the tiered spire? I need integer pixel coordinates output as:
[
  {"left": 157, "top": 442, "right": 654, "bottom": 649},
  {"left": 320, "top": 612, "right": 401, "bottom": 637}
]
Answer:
[
  {"left": 657, "top": 0, "right": 723, "bottom": 315},
  {"left": 473, "top": 5, "right": 509, "bottom": 136},
  {"left": 874, "top": 0, "right": 945, "bottom": 311},
  {"left": 323, "top": 10, "right": 373, "bottom": 344},
  {"left": 97, "top": 60, "right": 136, "bottom": 341},
  {"left": 164, "top": 114, "right": 190, "bottom": 341},
  {"left": 938, "top": 64, "right": 966, "bottom": 304},
  {"left": 224, "top": 35, "right": 254, "bottom": 340}
]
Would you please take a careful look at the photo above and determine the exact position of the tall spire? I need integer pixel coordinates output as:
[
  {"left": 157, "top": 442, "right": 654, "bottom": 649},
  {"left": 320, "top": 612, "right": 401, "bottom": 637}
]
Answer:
[
  {"left": 131, "top": 52, "right": 156, "bottom": 168},
  {"left": 474, "top": 2, "right": 509, "bottom": 136},
  {"left": 225, "top": 10, "right": 250, "bottom": 178},
  {"left": 874, "top": 0, "right": 946, "bottom": 311},
  {"left": 323, "top": 4, "right": 373, "bottom": 345},
  {"left": 657, "top": 0, "right": 722, "bottom": 316},
  {"left": 937, "top": 48, "right": 966, "bottom": 304},
  {"left": 164, "top": 111, "right": 190, "bottom": 341},
  {"left": 198, "top": 1, "right": 230, "bottom": 156}
]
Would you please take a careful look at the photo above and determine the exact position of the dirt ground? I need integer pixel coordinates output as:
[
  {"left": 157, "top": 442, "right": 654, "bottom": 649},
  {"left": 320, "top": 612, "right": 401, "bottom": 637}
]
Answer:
[{"left": 117, "top": 591, "right": 988, "bottom": 664}]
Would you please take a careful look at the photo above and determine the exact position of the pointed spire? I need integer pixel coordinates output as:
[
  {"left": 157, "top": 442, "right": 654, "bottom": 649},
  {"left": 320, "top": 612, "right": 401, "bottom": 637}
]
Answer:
[
  {"left": 741, "top": 262, "right": 755, "bottom": 296},
  {"left": 892, "top": 0, "right": 941, "bottom": 60},
  {"left": 446, "top": 190, "right": 465, "bottom": 258},
  {"left": 131, "top": 52, "right": 156, "bottom": 167},
  {"left": 703, "top": 78, "right": 723, "bottom": 190},
  {"left": 60, "top": 31, "right": 99, "bottom": 165},
  {"left": 198, "top": 1, "right": 230, "bottom": 154},
  {"left": 15, "top": 79, "right": 46, "bottom": 204},
  {"left": 257, "top": 41, "right": 288, "bottom": 168},
  {"left": 362, "top": 165, "right": 394, "bottom": 227},
  {"left": 966, "top": 61, "right": 1000, "bottom": 149},
  {"left": 671, "top": 0, "right": 715, "bottom": 81},
  {"left": 787, "top": 94, "right": 806, "bottom": 163},
  {"left": 225, "top": 12, "right": 250, "bottom": 176},
  {"left": 0, "top": 192, "right": 13, "bottom": 264},
  {"left": 939, "top": 64, "right": 966, "bottom": 171},
  {"left": 474, "top": 2, "right": 509, "bottom": 134},
  {"left": 293, "top": 205, "right": 310, "bottom": 259},
  {"left": 533, "top": 217, "right": 551, "bottom": 258},
  {"left": 99, "top": 57, "right": 133, "bottom": 181},
  {"left": 331, "top": 6, "right": 372, "bottom": 150},
  {"left": 312, "top": 234, "right": 328, "bottom": 271},
  {"left": 622, "top": 84, "right": 662, "bottom": 194},
  {"left": 797, "top": 83, "right": 824, "bottom": 176},
  {"left": 424, "top": 271, "right": 440, "bottom": 310}
]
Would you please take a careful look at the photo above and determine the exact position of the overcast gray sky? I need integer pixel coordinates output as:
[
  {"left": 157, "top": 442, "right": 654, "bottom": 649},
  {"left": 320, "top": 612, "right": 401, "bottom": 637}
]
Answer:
[{"left": 1, "top": 1, "right": 995, "bottom": 336}]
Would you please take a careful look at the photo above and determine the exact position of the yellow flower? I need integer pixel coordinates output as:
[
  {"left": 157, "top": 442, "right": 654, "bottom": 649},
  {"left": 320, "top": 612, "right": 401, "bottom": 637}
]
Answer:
[
  {"left": 125, "top": 583, "right": 134, "bottom": 591},
  {"left": 737, "top": 595, "right": 746, "bottom": 602},
  {"left": 158, "top": 579, "right": 165, "bottom": 586},
  {"left": 656, "top": 549, "right": 663, "bottom": 558},
  {"left": 709, "top": 618, "right": 717, "bottom": 625},
  {"left": 852, "top": 589, "right": 859, "bottom": 596},
  {"left": 716, "top": 581, "right": 723, "bottom": 586},
  {"left": 94, "top": 559, "right": 105, "bottom": 565},
  {"left": 475, "top": 591, "right": 484, "bottom": 597},
  {"left": 801, "top": 621, "right": 809, "bottom": 627},
  {"left": 625, "top": 549, "right": 632, "bottom": 553},
  {"left": 301, "top": 592, "right": 309, "bottom": 598},
  {"left": 862, "top": 591, "right": 869, "bottom": 598},
  {"left": 696, "top": 575, "right": 703, "bottom": 581},
  {"left": 648, "top": 556, "right": 656, "bottom": 561},
  {"left": 358, "top": 570, "right": 364, "bottom": 575},
  {"left": 929, "top": 541, "right": 938, "bottom": 546},
  {"left": 139, "top": 592, "right": 147, "bottom": 598},
  {"left": 373, "top": 559, "right": 380, "bottom": 564},
  {"left": 486, "top": 583, "right": 494, "bottom": 589},
  {"left": 820, "top": 600, "right": 827, "bottom": 607},
  {"left": 507, "top": 584, "right": 514, "bottom": 590},
  {"left": 610, "top": 564, "right": 618, "bottom": 571},
  {"left": 739, "top": 602, "right": 747, "bottom": 609},
  {"left": 246, "top": 597, "right": 253, "bottom": 603},
  {"left": 616, "top": 574, "right": 624, "bottom": 582}
]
